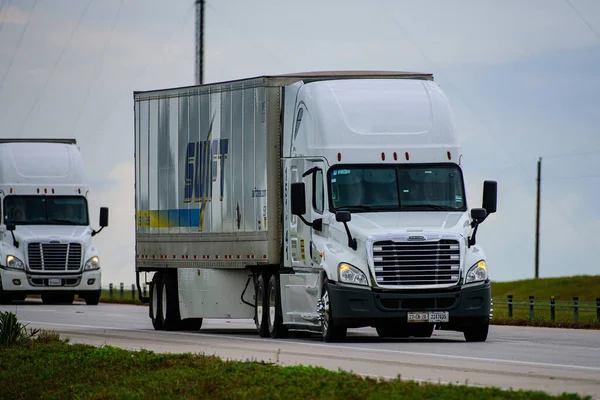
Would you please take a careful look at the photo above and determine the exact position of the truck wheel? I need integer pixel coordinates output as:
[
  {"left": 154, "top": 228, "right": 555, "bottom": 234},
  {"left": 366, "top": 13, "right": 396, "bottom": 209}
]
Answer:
[
  {"left": 464, "top": 323, "right": 489, "bottom": 342},
  {"left": 161, "top": 273, "right": 183, "bottom": 331},
  {"left": 320, "top": 281, "right": 346, "bottom": 342},
  {"left": 150, "top": 272, "right": 164, "bottom": 330},
  {"left": 267, "top": 274, "right": 288, "bottom": 338},
  {"left": 180, "top": 318, "right": 203, "bottom": 331},
  {"left": 85, "top": 290, "right": 101, "bottom": 306},
  {"left": 255, "top": 273, "right": 270, "bottom": 337}
]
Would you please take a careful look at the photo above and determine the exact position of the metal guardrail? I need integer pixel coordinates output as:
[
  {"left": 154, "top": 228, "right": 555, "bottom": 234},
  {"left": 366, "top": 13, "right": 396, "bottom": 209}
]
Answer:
[
  {"left": 492, "top": 295, "right": 600, "bottom": 322},
  {"left": 106, "top": 283, "right": 146, "bottom": 301}
]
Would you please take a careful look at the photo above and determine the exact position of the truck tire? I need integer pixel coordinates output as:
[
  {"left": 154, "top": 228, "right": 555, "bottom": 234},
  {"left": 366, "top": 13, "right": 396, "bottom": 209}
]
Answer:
[
  {"left": 150, "top": 272, "right": 164, "bottom": 330},
  {"left": 267, "top": 274, "right": 288, "bottom": 338},
  {"left": 161, "top": 273, "right": 183, "bottom": 331},
  {"left": 463, "top": 323, "right": 489, "bottom": 342},
  {"left": 85, "top": 290, "right": 101, "bottom": 305},
  {"left": 180, "top": 318, "right": 203, "bottom": 331},
  {"left": 255, "top": 273, "right": 270, "bottom": 338},
  {"left": 320, "top": 281, "right": 346, "bottom": 342}
]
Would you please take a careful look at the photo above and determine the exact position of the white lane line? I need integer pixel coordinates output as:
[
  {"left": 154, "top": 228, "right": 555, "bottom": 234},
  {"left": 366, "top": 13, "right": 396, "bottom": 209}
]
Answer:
[{"left": 22, "top": 320, "right": 600, "bottom": 372}]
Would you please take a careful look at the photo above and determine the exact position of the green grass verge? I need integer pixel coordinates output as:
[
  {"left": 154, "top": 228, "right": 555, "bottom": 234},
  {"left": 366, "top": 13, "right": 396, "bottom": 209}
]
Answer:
[
  {"left": 491, "top": 275, "right": 600, "bottom": 302},
  {"left": 0, "top": 340, "right": 589, "bottom": 400},
  {"left": 490, "top": 275, "right": 600, "bottom": 328}
]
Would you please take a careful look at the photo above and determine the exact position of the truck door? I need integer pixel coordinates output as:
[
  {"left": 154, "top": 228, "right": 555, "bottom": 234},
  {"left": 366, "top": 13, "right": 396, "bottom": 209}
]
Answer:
[{"left": 281, "top": 158, "right": 327, "bottom": 325}]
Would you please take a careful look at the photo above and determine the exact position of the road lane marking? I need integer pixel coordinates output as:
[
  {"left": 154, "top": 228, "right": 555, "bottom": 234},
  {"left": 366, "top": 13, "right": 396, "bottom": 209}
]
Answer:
[{"left": 22, "top": 320, "right": 600, "bottom": 373}]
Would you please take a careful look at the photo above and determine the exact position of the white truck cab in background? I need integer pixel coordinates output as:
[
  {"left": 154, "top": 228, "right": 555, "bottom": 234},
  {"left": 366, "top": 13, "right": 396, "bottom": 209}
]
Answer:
[{"left": 0, "top": 139, "right": 109, "bottom": 305}]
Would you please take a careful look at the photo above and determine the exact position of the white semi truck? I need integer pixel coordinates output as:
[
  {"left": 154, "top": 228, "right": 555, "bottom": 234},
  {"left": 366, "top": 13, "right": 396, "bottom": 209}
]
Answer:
[
  {"left": 134, "top": 71, "right": 497, "bottom": 342},
  {"left": 0, "top": 139, "right": 109, "bottom": 305}
]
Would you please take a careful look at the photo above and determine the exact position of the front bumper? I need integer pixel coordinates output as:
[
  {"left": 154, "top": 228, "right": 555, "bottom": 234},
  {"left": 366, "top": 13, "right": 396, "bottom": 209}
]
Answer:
[
  {"left": 0, "top": 268, "right": 101, "bottom": 295},
  {"left": 327, "top": 280, "right": 491, "bottom": 329}
]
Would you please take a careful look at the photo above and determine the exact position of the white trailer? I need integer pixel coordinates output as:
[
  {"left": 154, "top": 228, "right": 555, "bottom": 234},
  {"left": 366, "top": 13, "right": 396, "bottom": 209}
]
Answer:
[
  {"left": 134, "top": 71, "right": 497, "bottom": 341},
  {"left": 0, "top": 139, "right": 109, "bottom": 305}
]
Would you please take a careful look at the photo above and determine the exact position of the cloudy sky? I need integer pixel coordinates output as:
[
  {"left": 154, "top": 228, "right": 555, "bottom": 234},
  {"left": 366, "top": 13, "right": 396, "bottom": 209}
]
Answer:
[{"left": 1, "top": 0, "right": 599, "bottom": 286}]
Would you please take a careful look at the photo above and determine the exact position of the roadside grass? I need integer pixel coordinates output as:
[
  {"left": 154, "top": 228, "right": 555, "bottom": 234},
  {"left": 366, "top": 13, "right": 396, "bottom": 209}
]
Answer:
[
  {"left": 491, "top": 275, "right": 600, "bottom": 302},
  {"left": 490, "top": 275, "right": 600, "bottom": 329},
  {"left": 0, "top": 339, "right": 589, "bottom": 400}
]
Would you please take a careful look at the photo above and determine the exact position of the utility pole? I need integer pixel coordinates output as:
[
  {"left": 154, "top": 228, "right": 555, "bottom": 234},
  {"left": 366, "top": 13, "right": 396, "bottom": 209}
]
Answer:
[
  {"left": 195, "top": 0, "right": 205, "bottom": 85},
  {"left": 535, "top": 157, "right": 542, "bottom": 279}
]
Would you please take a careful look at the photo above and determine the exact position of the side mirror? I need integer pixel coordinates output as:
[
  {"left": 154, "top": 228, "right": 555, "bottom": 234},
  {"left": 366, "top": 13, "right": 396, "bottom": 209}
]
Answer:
[
  {"left": 6, "top": 223, "right": 15, "bottom": 232},
  {"left": 335, "top": 211, "right": 357, "bottom": 251},
  {"left": 5, "top": 223, "right": 18, "bottom": 248},
  {"left": 482, "top": 180, "right": 497, "bottom": 215},
  {"left": 99, "top": 207, "right": 109, "bottom": 227},
  {"left": 470, "top": 208, "right": 487, "bottom": 226},
  {"left": 290, "top": 183, "right": 306, "bottom": 216},
  {"left": 335, "top": 211, "right": 351, "bottom": 223}
]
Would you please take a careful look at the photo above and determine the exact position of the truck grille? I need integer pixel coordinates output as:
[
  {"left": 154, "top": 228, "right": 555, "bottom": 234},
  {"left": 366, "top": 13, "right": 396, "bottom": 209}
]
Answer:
[
  {"left": 27, "top": 243, "right": 82, "bottom": 272},
  {"left": 372, "top": 239, "right": 461, "bottom": 286}
]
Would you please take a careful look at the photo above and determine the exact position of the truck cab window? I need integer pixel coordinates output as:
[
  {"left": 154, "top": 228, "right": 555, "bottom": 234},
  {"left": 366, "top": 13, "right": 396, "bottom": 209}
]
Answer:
[
  {"left": 313, "top": 169, "right": 324, "bottom": 214},
  {"left": 3, "top": 195, "right": 89, "bottom": 225}
]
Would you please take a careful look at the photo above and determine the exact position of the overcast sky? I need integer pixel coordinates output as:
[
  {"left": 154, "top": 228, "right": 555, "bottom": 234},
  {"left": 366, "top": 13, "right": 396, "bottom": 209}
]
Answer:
[{"left": 1, "top": 0, "right": 599, "bottom": 286}]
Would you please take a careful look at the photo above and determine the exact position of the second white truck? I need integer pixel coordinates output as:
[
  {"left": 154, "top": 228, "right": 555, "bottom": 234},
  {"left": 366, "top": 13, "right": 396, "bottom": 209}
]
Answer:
[
  {"left": 134, "top": 71, "right": 497, "bottom": 342},
  {"left": 0, "top": 139, "right": 109, "bottom": 305}
]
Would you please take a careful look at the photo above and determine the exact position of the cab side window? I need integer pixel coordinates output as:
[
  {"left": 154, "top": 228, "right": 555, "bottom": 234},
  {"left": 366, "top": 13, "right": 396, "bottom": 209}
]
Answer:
[{"left": 313, "top": 169, "right": 324, "bottom": 214}]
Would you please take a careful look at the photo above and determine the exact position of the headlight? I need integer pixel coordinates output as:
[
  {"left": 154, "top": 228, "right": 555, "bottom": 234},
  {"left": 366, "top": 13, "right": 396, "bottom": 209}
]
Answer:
[
  {"left": 85, "top": 256, "right": 100, "bottom": 271},
  {"left": 338, "top": 263, "right": 368, "bottom": 286},
  {"left": 6, "top": 255, "right": 24, "bottom": 270},
  {"left": 465, "top": 260, "right": 487, "bottom": 283}
]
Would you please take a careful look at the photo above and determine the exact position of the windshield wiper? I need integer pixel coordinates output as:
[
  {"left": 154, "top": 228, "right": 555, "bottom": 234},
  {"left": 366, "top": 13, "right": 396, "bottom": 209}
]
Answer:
[
  {"left": 336, "top": 205, "right": 376, "bottom": 212},
  {"left": 402, "top": 204, "right": 456, "bottom": 211}
]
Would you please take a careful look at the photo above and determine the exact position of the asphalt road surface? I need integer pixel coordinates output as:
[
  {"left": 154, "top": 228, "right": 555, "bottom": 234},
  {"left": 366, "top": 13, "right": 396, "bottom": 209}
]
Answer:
[{"left": 2, "top": 300, "right": 599, "bottom": 398}]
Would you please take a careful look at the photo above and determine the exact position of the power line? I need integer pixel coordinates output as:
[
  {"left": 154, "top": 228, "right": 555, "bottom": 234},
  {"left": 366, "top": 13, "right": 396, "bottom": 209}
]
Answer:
[
  {"left": 0, "top": 0, "right": 37, "bottom": 97},
  {"left": 0, "top": 0, "right": 11, "bottom": 34},
  {"left": 541, "top": 149, "right": 600, "bottom": 159},
  {"left": 564, "top": 0, "right": 600, "bottom": 42},
  {"left": 70, "top": 0, "right": 122, "bottom": 137},
  {"left": 89, "top": 2, "right": 195, "bottom": 138},
  {"left": 17, "top": 0, "right": 93, "bottom": 136}
]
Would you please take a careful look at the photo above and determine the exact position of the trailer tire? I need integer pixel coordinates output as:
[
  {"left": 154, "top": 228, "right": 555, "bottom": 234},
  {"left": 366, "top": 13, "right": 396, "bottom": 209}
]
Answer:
[
  {"left": 320, "top": 281, "right": 346, "bottom": 342},
  {"left": 255, "top": 273, "right": 270, "bottom": 338},
  {"left": 267, "top": 274, "right": 288, "bottom": 338},
  {"left": 161, "top": 273, "right": 183, "bottom": 331},
  {"left": 463, "top": 323, "right": 489, "bottom": 342},
  {"left": 150, "top": 272, "right": 164, "bottom": 330}
]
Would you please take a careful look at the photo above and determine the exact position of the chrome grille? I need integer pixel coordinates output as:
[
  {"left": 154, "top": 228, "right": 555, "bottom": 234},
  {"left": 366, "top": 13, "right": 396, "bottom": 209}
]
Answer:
[
  {"left": 372, "top": 239, "right": 460, "bottom": 286},
  {"left": 28, "top": 243, "right": 82, "bottom": 271}
]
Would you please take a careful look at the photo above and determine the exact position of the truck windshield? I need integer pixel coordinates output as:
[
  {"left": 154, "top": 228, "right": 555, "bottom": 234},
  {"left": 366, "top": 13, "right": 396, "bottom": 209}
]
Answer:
[
  {"left": 329, "top": 164, "right": 466, "bottom": 212},
  {"left": 3, "top": 196, "right": 89, "bottom": 226}
]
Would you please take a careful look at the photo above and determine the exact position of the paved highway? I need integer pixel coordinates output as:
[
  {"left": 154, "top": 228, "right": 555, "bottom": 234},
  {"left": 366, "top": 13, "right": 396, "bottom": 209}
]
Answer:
[{"left": 2, "top": 300, "right": 599, "bottom": 398}]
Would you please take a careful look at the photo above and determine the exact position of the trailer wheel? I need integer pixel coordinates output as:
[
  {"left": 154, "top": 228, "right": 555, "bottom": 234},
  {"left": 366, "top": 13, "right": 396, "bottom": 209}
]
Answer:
[
  {"left": 161, "top": 273, "right": 183, "bottom": 331},
  {"left": 267, "top": 274, "right": 288, "bottom": 338},
  {"left": 150, "top": 272, "right": 164, "bottom": 330},
  {"left": 255, "top": 273, "right": 270, "bottom": 337},
  {"left": 463, "top": 323, "right": 489, "bottom": 342},
  {"left": 320, "top": 281, "right": 346, "bottom": 342}
]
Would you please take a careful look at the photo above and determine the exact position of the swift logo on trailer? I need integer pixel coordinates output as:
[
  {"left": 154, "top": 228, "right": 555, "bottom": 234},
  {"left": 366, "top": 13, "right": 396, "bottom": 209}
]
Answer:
[{"left": 183, "top": 113, "right": 229, "bottom": 231}]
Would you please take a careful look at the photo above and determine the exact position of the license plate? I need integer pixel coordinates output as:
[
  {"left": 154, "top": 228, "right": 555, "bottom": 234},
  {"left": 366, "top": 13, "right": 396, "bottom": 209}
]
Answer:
[
  {"left": 48, "top": 278, "right": 61, "bottom": 286},
  {"left": 408, "top": 311, "right": 449, "bottom": 323}
]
